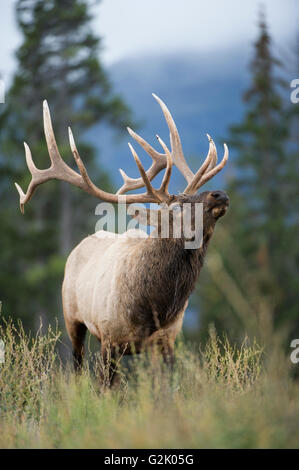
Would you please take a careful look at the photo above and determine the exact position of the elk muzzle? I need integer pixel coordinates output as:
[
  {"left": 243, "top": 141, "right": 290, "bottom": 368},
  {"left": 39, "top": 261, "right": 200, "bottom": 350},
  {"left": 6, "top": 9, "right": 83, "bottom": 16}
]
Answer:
[{"left": 208, "top": 191, "right": 229, "bottom": 218}]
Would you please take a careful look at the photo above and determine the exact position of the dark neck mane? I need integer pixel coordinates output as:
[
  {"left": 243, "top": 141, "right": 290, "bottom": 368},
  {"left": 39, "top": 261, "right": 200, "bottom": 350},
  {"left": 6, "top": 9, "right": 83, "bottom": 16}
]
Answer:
[{"left": 128, "top": 228, "right": 215, "bottom": 334}]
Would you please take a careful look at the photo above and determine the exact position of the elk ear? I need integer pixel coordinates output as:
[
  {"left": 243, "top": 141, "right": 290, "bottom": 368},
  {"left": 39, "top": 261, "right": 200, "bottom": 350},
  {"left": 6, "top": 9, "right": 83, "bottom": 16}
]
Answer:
[{"left": 127, "top": 205, "right": 160, "bottom": 227}]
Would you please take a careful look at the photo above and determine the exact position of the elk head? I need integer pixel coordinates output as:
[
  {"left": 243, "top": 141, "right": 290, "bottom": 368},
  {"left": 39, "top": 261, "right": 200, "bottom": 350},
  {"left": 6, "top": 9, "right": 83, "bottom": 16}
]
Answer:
[{"left": 15, "top": 94, "right": 229, "bottom": 240}]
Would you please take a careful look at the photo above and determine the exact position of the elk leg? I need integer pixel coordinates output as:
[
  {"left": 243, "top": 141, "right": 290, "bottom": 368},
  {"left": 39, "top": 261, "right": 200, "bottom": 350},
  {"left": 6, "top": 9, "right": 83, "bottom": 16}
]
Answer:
[
  {"left": 147, "top": 338, "right": 175, "bottom": 374},
  {"left": 161, "top": 342, "right": 175, "bottom": 371},
  {"left": 68, "top": 321, "right": 87, "bottom": 372},
  {"left": 100, "top": 344, "right": 121, "bottom": 387}
]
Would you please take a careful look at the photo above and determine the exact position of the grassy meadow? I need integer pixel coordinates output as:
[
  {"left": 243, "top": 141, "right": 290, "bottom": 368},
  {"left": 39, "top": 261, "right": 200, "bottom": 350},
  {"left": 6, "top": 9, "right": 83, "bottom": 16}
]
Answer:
[{"left": 0, "top": 318, "right": 298, "bottom": 449}]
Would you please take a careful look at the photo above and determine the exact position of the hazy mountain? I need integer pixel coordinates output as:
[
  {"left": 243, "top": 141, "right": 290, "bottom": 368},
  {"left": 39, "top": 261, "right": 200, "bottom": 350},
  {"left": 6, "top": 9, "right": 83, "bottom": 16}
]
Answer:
[{"left": 87, "top": 49, "right": 249, "bottom": 193}]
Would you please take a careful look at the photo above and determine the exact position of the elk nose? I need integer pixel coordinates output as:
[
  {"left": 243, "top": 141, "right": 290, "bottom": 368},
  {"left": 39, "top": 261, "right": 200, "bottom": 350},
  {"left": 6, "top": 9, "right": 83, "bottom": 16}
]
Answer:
[{"left": 211, "top": 191, "right": 229, "bottom": 204}]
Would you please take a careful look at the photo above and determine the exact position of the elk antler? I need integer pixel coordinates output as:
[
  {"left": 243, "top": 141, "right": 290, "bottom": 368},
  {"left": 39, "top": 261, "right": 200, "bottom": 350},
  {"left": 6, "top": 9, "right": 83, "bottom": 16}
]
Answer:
[
  {"left": 117, "top": 94, "right": 228, "bottom": 196},
  {"left": 15, "top": 96, "right": 228, "bottom": 213},
  {"left": 183, "top": 143, "right": 228, "bottom": 194},
  {"left": 15, "top": 101, "right": 174, "bottom": 213}
]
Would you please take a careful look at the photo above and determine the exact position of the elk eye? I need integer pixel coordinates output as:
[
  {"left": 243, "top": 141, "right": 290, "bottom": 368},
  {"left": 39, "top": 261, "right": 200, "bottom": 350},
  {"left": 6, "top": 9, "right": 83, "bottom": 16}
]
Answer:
[
  {"left": 211, "top": 191, "right": 222, "bottom": 199},
  {"left": 169, "top": 204, "right": 181, "bottom": 212}
]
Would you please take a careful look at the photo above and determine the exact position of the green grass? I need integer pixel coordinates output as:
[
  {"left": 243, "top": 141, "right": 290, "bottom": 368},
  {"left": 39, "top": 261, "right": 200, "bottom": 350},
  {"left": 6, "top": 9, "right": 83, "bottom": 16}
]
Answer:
[{"left": 0, "top": 319, "right": 298, "bottom": 449}]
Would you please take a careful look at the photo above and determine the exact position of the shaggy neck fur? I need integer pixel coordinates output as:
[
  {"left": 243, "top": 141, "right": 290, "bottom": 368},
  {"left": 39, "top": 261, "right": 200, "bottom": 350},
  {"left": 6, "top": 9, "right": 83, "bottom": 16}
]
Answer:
[{"left": 128, "top": 220, "right": 216, "bottom": 335}]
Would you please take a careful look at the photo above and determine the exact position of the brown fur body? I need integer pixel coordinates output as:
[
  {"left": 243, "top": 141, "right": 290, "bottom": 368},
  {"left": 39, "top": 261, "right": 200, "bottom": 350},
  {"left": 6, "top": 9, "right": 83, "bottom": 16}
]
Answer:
[
  {"left": 15, "top": 95, "right": 230, "bottom": 385},
  {"left": 62, "top": 192, "right": 229, "bottom": 382}
]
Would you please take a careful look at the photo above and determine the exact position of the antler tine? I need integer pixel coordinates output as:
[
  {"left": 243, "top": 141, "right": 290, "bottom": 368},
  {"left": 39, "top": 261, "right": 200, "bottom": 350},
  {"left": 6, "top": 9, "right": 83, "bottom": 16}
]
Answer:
[
  {"left": 43, "top": 100, "right": 65, "bottom": 166},
  {"left": 117, "top": 127, "right": 167, "bottom": 195},
  {"left": 183, "top": 135, "right": 217, "bottom": 194},
  {"left": 152, "top": 93, "right": 194, "bottom": 184},
  {"left": 69, "top": 128, "right": 163, "bottom": 204},
  {"left": 127, "top": 141, "right": 173, "bottom": 203},
  {"left": 68, "top": 126, "right": 104, "bottom": 196},
  {"left": 206, "top": 134, "right": 218, "bottom": 171},
  {"left": 117, "top": 94, "right": 195, "bottom": 195},
  {"left": 15, "top": 101, "right": 90, "bottom": 213},
  {"left": 195, "top": 143, "right": 229, "bottom": 192},
  {"left": 156, "top": 134, "right": 173, "bottom": 195},
  {"left": 127, "top": 143, "right": 156, "bottom": 197},
  {"left": 14, "top": 143, "right": 42, "bottom": 213},
  {"left": 127, "top": 127, "right": 164, "bottom": 162}
]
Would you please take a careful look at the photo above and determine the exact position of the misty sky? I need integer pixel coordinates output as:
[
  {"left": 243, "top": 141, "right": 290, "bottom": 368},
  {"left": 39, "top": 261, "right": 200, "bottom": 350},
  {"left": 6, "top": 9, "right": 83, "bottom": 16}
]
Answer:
[{"left": 0, "top": 0, "right": 298, "bottom": 85}]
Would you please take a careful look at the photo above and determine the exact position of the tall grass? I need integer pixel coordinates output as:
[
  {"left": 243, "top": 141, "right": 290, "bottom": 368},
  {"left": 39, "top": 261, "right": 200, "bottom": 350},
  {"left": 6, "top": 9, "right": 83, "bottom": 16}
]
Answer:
[{"left": 0, "top": 319, "right": 298, "bottom": 448}]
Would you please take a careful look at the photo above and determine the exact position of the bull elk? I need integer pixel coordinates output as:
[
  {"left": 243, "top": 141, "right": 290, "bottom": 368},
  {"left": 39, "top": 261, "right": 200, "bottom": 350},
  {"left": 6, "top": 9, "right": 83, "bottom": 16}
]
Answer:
[{"left": 15, "top": 94, "right": 229, "bottom": 385}]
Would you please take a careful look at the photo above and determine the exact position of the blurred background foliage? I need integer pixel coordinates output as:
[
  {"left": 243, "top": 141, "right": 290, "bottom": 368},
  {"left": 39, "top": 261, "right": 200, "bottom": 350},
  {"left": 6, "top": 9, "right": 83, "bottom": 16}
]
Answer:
[
  {"left": 0, "top": 0, "right": 298, "bottom": 352},
  {"left": 195, "top": 15, "right": 299, "bottom": 347}
]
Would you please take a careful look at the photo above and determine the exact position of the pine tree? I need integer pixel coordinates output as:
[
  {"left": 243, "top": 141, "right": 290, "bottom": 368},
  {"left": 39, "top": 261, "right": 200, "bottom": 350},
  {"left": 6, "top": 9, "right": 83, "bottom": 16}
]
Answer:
[
  {"left": 0, "top": 0, "right": 133, "bottom": 330},
  {"left": 196, "top": 13, "right": 299, "bottom": 343}
]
